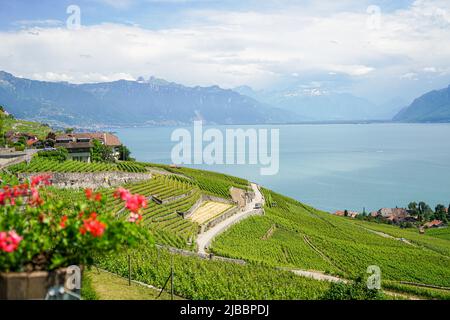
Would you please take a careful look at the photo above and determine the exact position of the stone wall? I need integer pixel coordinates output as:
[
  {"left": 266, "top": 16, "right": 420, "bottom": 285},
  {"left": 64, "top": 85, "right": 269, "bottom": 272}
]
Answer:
[
  {"left": 18, "top": 172, "right": 152, "bottom": 189},
  {"left": 183, "top": 194, "right": 234, "bottom": 219},
  {"left": 155, "top": 244, "right": 246, "bottom": 265},
  {"left": 200, "top": 206, "right": 239, "bottom": 233},
  {"left": 159, "top": 189, "right": 197, "bottom": 205}
]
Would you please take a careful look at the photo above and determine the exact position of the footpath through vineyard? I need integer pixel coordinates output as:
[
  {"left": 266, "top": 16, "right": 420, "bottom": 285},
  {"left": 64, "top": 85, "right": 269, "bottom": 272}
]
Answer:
[{"left": 197, "top": 183, "right": 264, "bottom": 254}]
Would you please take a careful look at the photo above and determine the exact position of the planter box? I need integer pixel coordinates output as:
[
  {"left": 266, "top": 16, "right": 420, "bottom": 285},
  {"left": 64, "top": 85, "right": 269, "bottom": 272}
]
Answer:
[{"left": 0, "top": 269, "right": 67, "bottom": 300}]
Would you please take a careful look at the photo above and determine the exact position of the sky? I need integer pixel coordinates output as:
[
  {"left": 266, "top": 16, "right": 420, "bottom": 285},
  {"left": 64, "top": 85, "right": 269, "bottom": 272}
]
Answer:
[{"left": 0, "top": 0, "right": 450, "bottom": 105}]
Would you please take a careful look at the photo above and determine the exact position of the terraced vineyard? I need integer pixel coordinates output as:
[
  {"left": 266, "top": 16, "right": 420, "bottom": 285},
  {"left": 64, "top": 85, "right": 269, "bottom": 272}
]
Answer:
[
  {"left": 96, "top": 244, "right": 332, "bottom": 300},
  {"left": 141, "top": 164, "right": 250, "bottom": 198},
  {"left": 7, "top": 158, "right": 147, "bottom": 173},
  {"left": 188, "top": 201, "right": 233, "bottom": 225},
  {"left": 212, "top": 189, "right": 450, "bottom": 294},
  {"left": 4, "top": 157, "right": 449, "bottom": 299},
  {"left": 101, "top": 176, "right": 200, "bottom": 248}
]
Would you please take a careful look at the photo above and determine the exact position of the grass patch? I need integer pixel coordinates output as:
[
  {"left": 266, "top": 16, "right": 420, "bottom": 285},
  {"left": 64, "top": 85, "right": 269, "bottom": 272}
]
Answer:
[{"left": 86, "top": 269, "right": 183, "bottom": 300}]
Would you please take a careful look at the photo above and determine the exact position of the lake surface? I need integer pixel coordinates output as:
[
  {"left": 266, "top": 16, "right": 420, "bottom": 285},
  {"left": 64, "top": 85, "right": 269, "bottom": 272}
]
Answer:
[{"left": 115, "top": 123, "right": 450, "bottom": 213}]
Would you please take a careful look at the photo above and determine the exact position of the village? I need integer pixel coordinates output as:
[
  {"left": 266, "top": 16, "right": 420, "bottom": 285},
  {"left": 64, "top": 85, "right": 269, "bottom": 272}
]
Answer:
[
  {"left": 335, "top": 204, "right": 449, "bottom": 232},
  {"left": 0, "top": 110, "right": 128, "bottom": 170}
]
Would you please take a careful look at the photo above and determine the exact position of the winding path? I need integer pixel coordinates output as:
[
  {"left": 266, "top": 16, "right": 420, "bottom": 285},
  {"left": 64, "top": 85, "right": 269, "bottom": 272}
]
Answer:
[{"left": 196, "top": 183, "right": 264, "bottom": 254}]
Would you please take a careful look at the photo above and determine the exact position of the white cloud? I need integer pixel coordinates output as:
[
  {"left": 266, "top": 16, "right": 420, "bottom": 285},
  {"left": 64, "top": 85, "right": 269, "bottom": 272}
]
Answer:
[
  {"left": 401, "top": 72, "right": 419, "bottom": 80},
  {"left": 0, "top": 0, "right": 449, "bottom": 91},
  {"left": 13, "top": 19, "right": 63, "bottom": 27}
]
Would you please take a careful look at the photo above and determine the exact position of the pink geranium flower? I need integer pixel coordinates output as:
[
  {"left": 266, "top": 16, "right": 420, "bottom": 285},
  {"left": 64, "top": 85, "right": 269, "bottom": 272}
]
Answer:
[{"left": 0, "top": 230, "right": 23, "bottom": 253}]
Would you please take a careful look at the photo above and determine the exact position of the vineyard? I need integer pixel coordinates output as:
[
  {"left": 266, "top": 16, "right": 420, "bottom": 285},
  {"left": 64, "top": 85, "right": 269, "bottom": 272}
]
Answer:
[
  {"left": 3, "top": 156, "right": 449, "bottom": 299},
  {"left": 212, "top": 189, "right": 450, "bottom": 294},
  {"left": 153, "top": 165, "right": 250, "bottom": 198},
  {"left": 188, "top": 201, "right": 233, "bottom": 225},
  {"left": 7, "top": 158, "right": 147, "bottom": 173},
  {"left": 96, "top": 244, "right": 332, "bottom": 300}
]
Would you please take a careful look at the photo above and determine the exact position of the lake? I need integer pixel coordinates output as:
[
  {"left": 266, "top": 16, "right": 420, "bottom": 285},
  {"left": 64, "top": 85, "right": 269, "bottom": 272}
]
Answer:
[{"left": 115, "top": 123, "right": 450, "bottom": 213}]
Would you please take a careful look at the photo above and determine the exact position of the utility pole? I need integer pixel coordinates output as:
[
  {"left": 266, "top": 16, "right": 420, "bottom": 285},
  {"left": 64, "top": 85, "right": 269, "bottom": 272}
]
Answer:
[
  {"left": 171, "top": 254, "right": 174, "bottom": 300},
  {"left": 128, "top": 254, "right": 131, "bottom": 286}
]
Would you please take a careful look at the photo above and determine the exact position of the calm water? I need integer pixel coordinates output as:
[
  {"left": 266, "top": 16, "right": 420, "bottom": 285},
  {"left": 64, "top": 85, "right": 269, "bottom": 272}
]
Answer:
[{"left": 115, "top": 123, "right": 450, "bottom": 212}]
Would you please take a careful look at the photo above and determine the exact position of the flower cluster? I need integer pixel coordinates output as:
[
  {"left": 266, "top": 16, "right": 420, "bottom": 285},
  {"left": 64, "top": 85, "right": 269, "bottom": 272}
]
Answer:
[
  {"left": 0, "top": 230, "right": 22, "bottom": 253},
  {"left": 0, "top": 184, "right": 29, "bottom": 205},
  {"left": 114, "top": 188, "right": 147, "bottom": 222},
  {"left": 79, "top": 213, "right": 106, "bottom": 238},
  {"left": 30, "top": 175, "right": 51, "bottom": 187},
  {"left": 0, "top": 175, "right": 51, "bottom": 207},
  {"left": 85, "top": 188, "right": 102, "bottom": 202},
  {"left": 0, "top": 174, "right": 150, "bottom": 273}
]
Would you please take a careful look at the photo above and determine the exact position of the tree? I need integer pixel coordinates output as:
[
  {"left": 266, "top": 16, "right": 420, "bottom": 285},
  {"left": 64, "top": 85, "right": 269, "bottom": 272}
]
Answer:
[
  {"left": 118, "top": 145, "right": 133, "bottom": 161},
  {"left": 91, "top": 139, "right": 115, "bottom": 163},
  {"left": 435, "top": 204, "right": 448, "bottom": 222},
  {"left": 344, "top": 210, "right": 349, "bottom": 217},
  {"left": 408, "top": 202, "right": 418, "bottom": 215},
  {"left": 418, "top": 201, "right": 433, "bottom": 222},
  {"left": 64, "top": 128, "right": 74, "bottom": 134}
]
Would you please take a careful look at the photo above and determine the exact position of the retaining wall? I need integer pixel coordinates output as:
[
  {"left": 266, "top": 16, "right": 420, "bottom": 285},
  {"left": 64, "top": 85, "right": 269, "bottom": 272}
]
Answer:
[
  {"left": 18, "top": 172, "right": 152, "bottom": 189},
  {"left": 183, "top": 194, "right": 234, "bottom": 219},
  {"left": 155, "top": 244, "right": 246, "bottom": 265}
]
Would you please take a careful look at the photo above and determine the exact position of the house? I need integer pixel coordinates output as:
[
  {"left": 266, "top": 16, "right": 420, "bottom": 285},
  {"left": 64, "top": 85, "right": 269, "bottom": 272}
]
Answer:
[
  {"left": 79, "top": 133, "right": 122, "bottom": 159},
  {"left": 55, "top": 135, "right": 92, "bottom": 162},
  {"left": 374, "top": 208, "right": 408, "bottom": 221},
  {"left": 5, "top": 132, "right": 38, "bottom": 145},
  {"left": 423, "top": 220, "right": 444, "bottom": 229},
  {"left": 54, "top": 132, "right": 122, "bottom": 162},
  {"left": 334, "top": 210, "right": 359, "bottom": 218}
]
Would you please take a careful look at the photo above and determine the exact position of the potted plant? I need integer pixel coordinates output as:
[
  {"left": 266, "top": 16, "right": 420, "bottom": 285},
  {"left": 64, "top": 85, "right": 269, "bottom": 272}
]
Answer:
[{"left": 0, "top": 175, "right": 150, "bottom": 300}]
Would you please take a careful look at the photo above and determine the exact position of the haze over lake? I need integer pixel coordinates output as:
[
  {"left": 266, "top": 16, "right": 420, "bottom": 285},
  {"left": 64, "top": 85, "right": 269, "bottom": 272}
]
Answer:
[{"left": 116, "top": 123, "right": 450, "bottom": 213}]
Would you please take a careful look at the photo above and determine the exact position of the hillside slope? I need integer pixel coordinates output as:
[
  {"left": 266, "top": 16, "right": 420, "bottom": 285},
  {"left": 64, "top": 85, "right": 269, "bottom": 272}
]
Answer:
[
  {"left": 3, "top": 160, "right": 449, "bottom": 299},
  {"left": 212, "top": 189, "right": 450, "bottom": 290},
  {"left": 393, "top": 85, "right": 450, "bottom": 122}
]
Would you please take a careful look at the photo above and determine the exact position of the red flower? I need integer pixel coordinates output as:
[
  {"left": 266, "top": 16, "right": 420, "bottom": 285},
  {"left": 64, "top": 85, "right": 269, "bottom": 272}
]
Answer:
[
  {"left": 128, "top": 212, "right": 143, "bottom": 223},
  {"left": 79, "top": 213, "right": 106, "bottom": 238},
  {"left": 29, "top": 187, "right": 44, "bottom": 207},
  {"left": 31, "top": 175, "right": 51, "bottom": 187},
  {"left": 85, "top": 188, "right": 93, "bottom": 200},
  {"left": 114, "top": 188, "right": 131, "bottom": 201},
  {"left": 60, "top": 215, "right": 68, "bottom": 228},
  {"left": 0, "top": 230, "right": 22, "bottom": 253},
  {"left": 95, "top": 193, "right": 102, "bottom": 202},
  {"left": 125, "top": 194, "right": 147, "bottom": 214}
]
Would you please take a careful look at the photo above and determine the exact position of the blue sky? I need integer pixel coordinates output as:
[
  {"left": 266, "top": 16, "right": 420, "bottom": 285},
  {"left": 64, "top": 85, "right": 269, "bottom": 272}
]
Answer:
[{"left": 0, "top": 0, "right": 449, "bottom": 106}]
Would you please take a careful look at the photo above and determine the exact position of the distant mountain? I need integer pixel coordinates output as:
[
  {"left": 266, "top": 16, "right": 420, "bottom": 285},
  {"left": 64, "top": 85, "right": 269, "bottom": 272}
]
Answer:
[
  {"left": 0, "top": 71, "right": 299, "bottom": 128},
  {"left": 393, "top": 85, "right": 450, "bottom": 122},
  {"left": 234, "top": 86, "right": 403, "bottom": 121}
]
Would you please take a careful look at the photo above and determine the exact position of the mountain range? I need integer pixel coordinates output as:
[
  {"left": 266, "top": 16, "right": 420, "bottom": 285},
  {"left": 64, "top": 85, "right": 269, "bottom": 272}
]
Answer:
[
  {"left": 234, "top": 86, "right": 404, "bottom": 121},
  {"left": 1, "top": 70, "right": 449, "bottom": 126},
  {"left": 393, "top": 84, "right": 450, "bottom": 122},
  {"left": 0, "top": 71, "right": 299, "bottom": 128}
]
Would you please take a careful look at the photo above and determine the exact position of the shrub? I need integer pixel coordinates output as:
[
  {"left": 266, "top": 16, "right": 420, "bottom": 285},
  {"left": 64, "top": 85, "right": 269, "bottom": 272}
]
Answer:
[
  {"left": 0, "top": 175, "right": 152, "bottom": 272},
  {"left": 37, "top": 147, "right": 69, "bottom": 162},
  {"left": 321, "top": 277, "right": 384, "bottom": 300}
]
